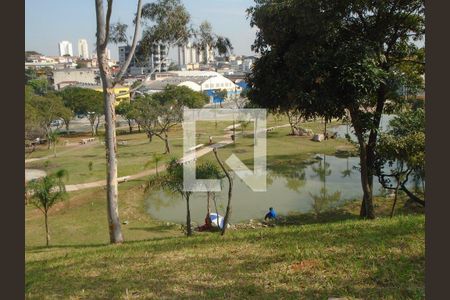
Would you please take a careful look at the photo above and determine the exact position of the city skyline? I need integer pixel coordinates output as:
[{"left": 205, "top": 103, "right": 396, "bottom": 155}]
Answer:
[{"left": 25, "top": 0, "right": 257, "bottom": 61}]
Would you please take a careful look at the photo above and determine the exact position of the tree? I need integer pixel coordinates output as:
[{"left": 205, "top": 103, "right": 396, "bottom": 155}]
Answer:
[
  {"left": 25, "top": 69, "right": 38, "bottom": 84},
  {"left": 213, "top": 148, "right": 233, "bottom": 235},
  {"left": 95, "top": 0, "right": 144, "bottom": 243},
  {"left": 147, "top": 158, "right": 193, "bottom": 236},
  {"left": 134, "top": 85, "right": 208, "bottom": 153},
  {"left": 196, "top": 161, "right": 224, "bottom": 219},
  {"left": 145, "top": 153, "right": 163, "bottom": 175},
  {"left": 59, "top": 106, "right": 74, "bottom": 135},
  {"left": 25, "top": 86, "right": 41, "bottom": 141},
  {"left": 240, "top": 121, "right": 251, "bottom": 135},
  {"left": 193, "top": 21, "right": 215, "bottom": 64},
  {"left": 28, "top": 93, "right": 69, "bottom": 149},
  {"left": 285, "top": 106, "right": 306, "bottom": 136},
  {"left": 193, "top": 21, "right": 233, "bottom": 64},
  {"left": 95, "top": 0, "right": 192, "bottom": 243},
  {"left": 26, "top": 171, "right": 67, "bottom": 246},
  {"left": 215, "top": 89, "right": 228, "bottom": 102},
  {"left": 147, "top": 159, "right": 225, "bottom": 236},
  {"left": 28, "top": 78, "right": 50, "bottom": 96},
  {"left": 59, "top": 87, "right": 103, "bottom": 136},
  {"left": 215, "top": 36, "right": 234, "bottom": 61},
  {"left": 112, "top": 0, "right": 191, "bottom": 97},
  {"left": 374, "top": 109, "right": 425, "bottom": 215},
  {"left": 247, "top": 0, "right": 425, "bottom": 219},
  {"left": 84, "top": 91, "right": 104, "bottom": 136},
  {"left": 133, "top": 96, "right": 158, "bottom": 143},
  {"left": 48, "top": 130, "right": 60, "bottom": 157},
  {"left": 115, "top": 101, "right": 136, "bottom": 133}
]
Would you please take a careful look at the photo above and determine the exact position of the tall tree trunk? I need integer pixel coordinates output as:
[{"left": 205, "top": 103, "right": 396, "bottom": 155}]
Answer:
[
  {"left": 357, "top": 144, "right": 375, "bottom": 219},
  {"left": 95, "top": 0, "right": 142, "bottom": 244},
  {"left": 44, "top": 211, "right": 50, "bottom": 247},
  {"left": 65, "top": 122, "right": 70, "bottom": 135},
  {"left": 213, "top": 148, "right": 233, "bottom": 235},
  {"left": 206, "top": 191, "right": 211, "bottom": 215},
  {"left": 390, "top": 184, "right": 400, "bottom": 218},
  {"left": 360, "top": 84, "right": 387, "bottom": 218},
  {"left": 96, "top": 115, "right": 101, "bottom": 135},
  {"left": 128, "top": 120, "right": 133, "bottom": 133},
  {"left": 46, "top": 128, "right": 51, "bottom": 149},
  {"left": 287, "top": 112, "right": 295, "bottom": 135},
  {"left": 164, "top": 132, "right": 170, "bottom": 154},
  {"left": 186, "top": 194, "right": 192, "bottom": 236},
  {"left": 350, "top": 108, "right": 375, "bottom": 219},
  {"left": 90, "top": 119, "right": 96, "bottom": 137},
  {"left": 103, "top": 88, "right": 124, "bottom": 243}
]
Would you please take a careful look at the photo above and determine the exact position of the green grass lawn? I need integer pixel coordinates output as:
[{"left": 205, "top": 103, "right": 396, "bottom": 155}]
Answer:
[
  {"left": 25, "top": 166, "right": 424, "bottom": 299},
  {"left": 198, "top": 125, "right": 353, "bottom": 169},
  {"left": 26, "top": 212, "right": 424, "bottom": 299},
  {"left": 25, "top": 119, "right": 351, "bottom": 185}
]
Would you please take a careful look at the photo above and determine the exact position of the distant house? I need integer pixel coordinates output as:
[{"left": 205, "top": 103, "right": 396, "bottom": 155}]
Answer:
[
  {"left": 139, "top": 71, "right": 241, "bottom": 102},
  {"left": 93, "top": 86, "right": 131, "bottom": 105},
  {"left": 53, "top": 68, "right": 99, "bottom": 90},
  {"left": 59, "top": 84, "right": 131, "bottom": 106}
]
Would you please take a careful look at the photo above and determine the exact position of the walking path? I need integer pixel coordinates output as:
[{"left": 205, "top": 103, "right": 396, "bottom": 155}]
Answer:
[
  {"left": 25, "top": 141, "right": 100, "bottom": 163},
  {"left": 65, "top": 137, "right": 234, "bottom": 192}
]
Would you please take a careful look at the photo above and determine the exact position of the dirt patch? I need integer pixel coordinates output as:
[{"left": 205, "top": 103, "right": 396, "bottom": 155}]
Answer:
[{"left": 289, "top": 259, "right": 319, "bottom": 272}]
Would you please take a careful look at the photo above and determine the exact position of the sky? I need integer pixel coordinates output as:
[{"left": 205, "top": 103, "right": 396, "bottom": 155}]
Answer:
[{"left": 25, "top": 0, "right": 258, "bottom": 61}]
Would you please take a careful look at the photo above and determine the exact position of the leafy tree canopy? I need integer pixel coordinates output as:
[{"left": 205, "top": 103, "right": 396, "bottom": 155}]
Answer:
[
  {"left": 28, "top": 78, "right": 50, "bottom": 96},
  {"left": 246, "top": 0, "right": 425, "bottom": 219}
]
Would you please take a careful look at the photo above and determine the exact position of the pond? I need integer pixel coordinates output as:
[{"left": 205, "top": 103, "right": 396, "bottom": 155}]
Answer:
[
  {"left": 145, "top": 154, "right": 390, "bottom": 224},
  {"left": 331, "top": 114, "right": 395, "bottom": 142},
  {"left": 145, "top": 114, "right": 422, "bottom": 224}
]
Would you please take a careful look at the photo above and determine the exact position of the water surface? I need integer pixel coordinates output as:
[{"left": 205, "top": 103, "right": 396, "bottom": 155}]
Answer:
[{"left": 145, "top": 154, "right": 386, "bottom": 224}]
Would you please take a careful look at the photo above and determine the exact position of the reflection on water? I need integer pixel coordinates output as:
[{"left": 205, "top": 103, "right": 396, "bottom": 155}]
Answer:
[
  {"left": 145, "top": 154, "right": 387, "bottom": 224},
  {"left": 331, "top": 114, "right": 395, "bottom": 142},
  {"left": 309, "top": 154, "right": 342, "bottom": 216}
]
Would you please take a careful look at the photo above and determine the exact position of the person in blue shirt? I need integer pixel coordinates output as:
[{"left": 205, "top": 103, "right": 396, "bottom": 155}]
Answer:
[{"left": 264, "top": 207, "right": 277, "bottom": 221}]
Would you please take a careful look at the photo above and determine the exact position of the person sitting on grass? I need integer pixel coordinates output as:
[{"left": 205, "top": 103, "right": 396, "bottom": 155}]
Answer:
[
  {"left": 198, "top": 213, "right": 213, "bottom": 232},
  {"left": 264, "top": 207, "right": 277, "bottom": 221}
]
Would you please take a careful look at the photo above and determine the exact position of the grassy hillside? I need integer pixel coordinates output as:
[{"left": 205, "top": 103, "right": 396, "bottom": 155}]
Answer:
[
  {"left": 26, "top": 214, "right": 424, "bottom": 299},
  {"left": 25, "top": 118, "right": 423, "bottom": 299}
]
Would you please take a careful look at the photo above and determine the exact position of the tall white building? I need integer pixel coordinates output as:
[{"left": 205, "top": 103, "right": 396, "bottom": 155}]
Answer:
[
  {"left": 178, "top": 42, "right": 197, "bottom": 66},
  {"left": 178, "top": 43, "right": 214, "bottom": 66},
  {"left": 118, "top": 44, "right": 167, "bottom": 74},
  {"left": 58, "top": 41, "right": 73, "bottom": 57},
  {"left": 77, "top": 39, "right": 89, "bottom": 59},
  {"left": 203, "top": 45, "right": 215, "bottom": 64}
]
